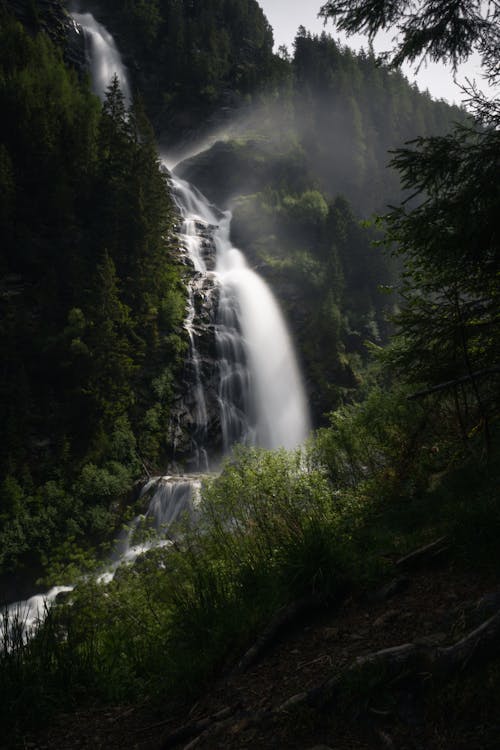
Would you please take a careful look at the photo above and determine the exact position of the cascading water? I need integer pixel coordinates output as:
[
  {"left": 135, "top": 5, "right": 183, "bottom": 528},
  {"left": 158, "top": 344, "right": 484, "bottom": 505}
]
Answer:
[
  {"left": 170, "top": 178, "right": 214, "bottom": 470},
  {"left": 3, "top": 11, "right": 310, "bottom": 638},
  {"left": 215, "top": 213, "right": 310, "bottom": 450},
  {"left": 72, "top": 11, "right": 131, "bottom": 105},
  {"left": 104, "top": 475, "right": 201, "bottom": 576},
  {"left": 5, "top": 476, "right": 201, "bottom": 640},
  {"left": 71, "top": 10, "right": 310, "bottom": 457},
  {"left": 171, "top": 177, "right": 310, "bottom": 453}
]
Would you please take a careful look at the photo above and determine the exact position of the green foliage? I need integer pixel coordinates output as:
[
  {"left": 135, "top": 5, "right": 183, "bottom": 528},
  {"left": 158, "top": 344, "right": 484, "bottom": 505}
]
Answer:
[
  {"left": 89, "top": 0, "right": 281, "bottom": 143},
  {"left": 319, "top": 0, "right": 500, "bottom": 462},
  {"left": 75, "top": 462, "right": 132, "bottom": 506},
  {"left": 185, "top": 31, "right": 465, "bottom": 419},
  {"left": 1, "top": 5, "right": 498, "bottom": 743},
  {"left": 290, "top": 28, "right": 468, "bottom": 214},
  {"left": 435, "top": 461, "right": 500, "bottom": 572},
  {"left": 319, "top": 1, "right": 497, "bottom": 72},
  {"left": 1, "top": 381, "right": 498, "bottom": 743},
  {"left": 0, "top": 17, "right": 185, "bottom": 576},
  {"left": 282, "top": 189, "right": 329, "bottom": 227},
  {"left": 312, "top": 386, "right": 431, "bottom": 496},
  {"left": 197, "top": 447, "right": 350, "bottom": 600},
  {"left": 0, "top": 445, "right": 374, "bottom": 735},
  {"left": 3, "top": 395, "right": 496, "bottom": 742},
  {"left": 376, "top": 129, "right": 500, "bottom": 459}
]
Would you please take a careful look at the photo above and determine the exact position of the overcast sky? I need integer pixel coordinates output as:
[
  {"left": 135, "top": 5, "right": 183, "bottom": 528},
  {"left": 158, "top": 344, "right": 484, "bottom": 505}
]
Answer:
[{"left": 258, "top": 0, "right": 484, "bottom": 105}]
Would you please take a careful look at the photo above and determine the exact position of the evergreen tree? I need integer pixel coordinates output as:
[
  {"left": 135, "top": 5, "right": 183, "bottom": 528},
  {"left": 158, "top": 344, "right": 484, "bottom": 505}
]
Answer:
[
  {"left": 85, "top": 251, "right": 135, "bottom": 425},
  {"left": 320, "top": 0, "right": 500, "bottom": 454},
  {"left": 0, "top": 14, "right": 185, "bottom": 574}
]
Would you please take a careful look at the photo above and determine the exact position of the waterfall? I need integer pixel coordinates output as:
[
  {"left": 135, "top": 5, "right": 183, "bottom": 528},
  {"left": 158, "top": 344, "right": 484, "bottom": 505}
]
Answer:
[
  {"left": 3, "top": 12, "right": 310, "bottom": 638},
  {"left": 106, "top": 476, "right": 201, "bottom": 572},
  {"left": 73, "top": 10, "right": 310, "bottom": 457},
  {"left": 215, "top": 214, "right": 310, "bottom": 450},
  {"left": 5, "top": 586, "right": 75, "bottom": 646},
  {"left": 5, "top": 475, "right": 201, "bottom": 641},
  {"left": 172, "top": 177, "right": 311, "bottom": 453},
  {"left": 72, "top": 12, "right": 131, "bottom": 105}
]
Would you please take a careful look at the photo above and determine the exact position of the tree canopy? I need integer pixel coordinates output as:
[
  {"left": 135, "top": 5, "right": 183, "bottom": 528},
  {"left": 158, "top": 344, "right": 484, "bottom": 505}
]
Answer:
[
  {"left": 0, "top": 15, "right": 186, "bottom": 574},
  {"left": 320, "top": 0, "right": 500, "bottom": 456},
  {"left": 319, "top": 0, "right": 499, "bottom": 75}
]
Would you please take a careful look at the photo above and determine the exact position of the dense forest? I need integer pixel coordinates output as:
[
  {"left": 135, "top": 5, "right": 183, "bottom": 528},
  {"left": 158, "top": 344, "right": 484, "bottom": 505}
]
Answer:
[
  {"left": 0, "top": 8, "right": 187, "bottom": 584},
  {"left": 1, "top": 0, "right": 499, "bottom": 748},
  {"left": 0, "top": 0, "right": 468, "bottom": 581},
  {"left": 75, "top": 0, "right": 280, "bottom": 145}
]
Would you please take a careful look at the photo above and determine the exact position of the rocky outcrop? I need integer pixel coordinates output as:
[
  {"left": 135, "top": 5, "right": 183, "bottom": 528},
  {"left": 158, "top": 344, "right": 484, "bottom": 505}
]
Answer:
[
  {"left": 167, "top": 221, "right": 225, "bottom": 471},
  {"left": 6, "top": 0, "right": 86, "bottom": 72},
  {"left": 176, "top": 140, "right": 282, "bottom": 209},
  {"left": 167, "top": 287, "right": 223, "bottom": 470}
]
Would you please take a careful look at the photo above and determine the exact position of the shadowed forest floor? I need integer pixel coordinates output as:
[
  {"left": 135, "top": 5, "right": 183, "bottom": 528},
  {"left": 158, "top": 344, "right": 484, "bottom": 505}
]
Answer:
[{"left": 28, "top": 556, "right": 500, "bottom": 750}]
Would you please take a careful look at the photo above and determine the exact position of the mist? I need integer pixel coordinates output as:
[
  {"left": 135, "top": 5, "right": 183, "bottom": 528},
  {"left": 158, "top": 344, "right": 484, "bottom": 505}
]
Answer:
[{"left": 174, "top": 29, "right": 465, "bottom": 217}]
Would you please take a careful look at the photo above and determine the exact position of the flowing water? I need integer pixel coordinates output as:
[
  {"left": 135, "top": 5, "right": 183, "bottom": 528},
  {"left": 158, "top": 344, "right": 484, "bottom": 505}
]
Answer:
[
  {"left": 3, "top": 11, "right": 310, "bottom": 637},
  {"left": 172, "top": 177, "right": 310, "bottom": 454},
  {"left": 72, "top": 11, "right": 131, "bottom": 105}
]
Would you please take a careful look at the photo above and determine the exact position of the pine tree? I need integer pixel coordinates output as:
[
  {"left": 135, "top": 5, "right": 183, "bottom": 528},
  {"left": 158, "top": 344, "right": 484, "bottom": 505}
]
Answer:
[{"left": 320, "top": 0, "right": 500, "bottom": 453}]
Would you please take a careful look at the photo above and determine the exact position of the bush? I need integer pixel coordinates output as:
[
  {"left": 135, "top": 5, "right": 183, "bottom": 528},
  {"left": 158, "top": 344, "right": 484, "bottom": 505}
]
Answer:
[
  {"left": 0, "top": 445, "right": 374, "bottom": 733},
  {"left": 311, "top": 386, "right": 432, "bottom": 497}
]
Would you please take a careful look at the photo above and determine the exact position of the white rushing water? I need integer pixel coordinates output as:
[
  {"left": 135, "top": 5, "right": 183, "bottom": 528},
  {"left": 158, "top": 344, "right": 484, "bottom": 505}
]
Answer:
[
  {"left": 4, "top": 586, "right": 74, "bottom": 645},
  {"left": 3, "top": 11, "right": 310, "bottom": 638},
  {"left": 72, "top": 12, "right": 131, "bottom": 105},
  {"left": 5, "top": 475, "right": 201, "bottom": 641},
  {"left": 172, "top": 176, "right": 311, "bottom": 452},
  {"left": 109, "top": 476, "right": 201, "bottom": 568}
]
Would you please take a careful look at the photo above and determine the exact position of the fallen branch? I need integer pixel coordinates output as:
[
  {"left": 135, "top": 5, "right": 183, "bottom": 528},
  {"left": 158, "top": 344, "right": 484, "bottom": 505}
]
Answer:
[
  {"left": 178, "top": 605, "right": 500, "bottom": 747},
  {"left": 230, "top": 594, "right": 324, "bottom": 676},
  {"left": 277, "top": 606, "right": 500, "bottom": 714},
  {"left": 367, "top": 575, "right": 410, "bottom": 603},
  {"left": 161, "top": 705, "right": 238, "bottom": 749},
  {"left": 182, "top": 711, "right": 259, "bottom": 750},
  {"left": 396, "top": 537, "right": 448, "bottom": 570}
]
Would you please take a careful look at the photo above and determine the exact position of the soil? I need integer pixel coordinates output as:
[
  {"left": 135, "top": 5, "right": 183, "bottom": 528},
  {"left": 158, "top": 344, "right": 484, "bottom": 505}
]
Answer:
[{"left": 25, "top": 557, "right": 500, "bottom": 750}]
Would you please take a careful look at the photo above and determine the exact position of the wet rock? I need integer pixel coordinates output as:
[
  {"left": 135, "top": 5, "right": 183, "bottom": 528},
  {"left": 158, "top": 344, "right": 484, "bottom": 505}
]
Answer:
[
  {"left": 176, "top": 139, "right": 276, "bottom": 208},
  {"left": 167, "top": 234, "right": 224, "bottom": 467},
  {"left": 7, "top": 0, "right": 86, "bottom": 73},
  {"left": 55, "top": 589, "right": 73, "bottom": 605}
]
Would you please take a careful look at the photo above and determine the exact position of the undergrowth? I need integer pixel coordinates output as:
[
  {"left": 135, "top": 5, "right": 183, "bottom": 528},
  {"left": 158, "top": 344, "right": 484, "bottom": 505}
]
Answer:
[{"left": 1, "top": 389, "right": 498, "bottom": 746}]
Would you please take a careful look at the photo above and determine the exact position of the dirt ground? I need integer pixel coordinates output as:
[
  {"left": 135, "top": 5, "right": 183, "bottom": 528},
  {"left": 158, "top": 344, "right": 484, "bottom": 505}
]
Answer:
[{"left": 26, "top": 555, "right": 500, "bottom": 750}]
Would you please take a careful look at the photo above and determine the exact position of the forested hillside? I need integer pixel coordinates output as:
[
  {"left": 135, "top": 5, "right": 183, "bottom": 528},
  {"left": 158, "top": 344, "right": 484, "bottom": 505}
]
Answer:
[
  {"left": 0, "top": 1, "right": 468, "bottom": 579},
  {"left": 0, "top": 10, "right": 186, "bottom": 584},
  {"left": 178, "top": 29, "right": 468, "bottom": 419},
  {"left": 76, "top": 0, "right": 281, "bottom": 145}
]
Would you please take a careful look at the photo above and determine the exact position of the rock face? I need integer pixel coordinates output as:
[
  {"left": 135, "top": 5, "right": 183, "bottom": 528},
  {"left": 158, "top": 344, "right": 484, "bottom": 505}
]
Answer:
[
  {"left": 167, "top": 219, "right": 225, "bottom": 471},
  {"left": 6, "top": 0, "right": 86, "bottom": 72},
  {"left": 176, "top": 140, "right": 279, "bottom": 209},
  {"left": 175, "top": 139, "right": 360, "bottom": 428}
]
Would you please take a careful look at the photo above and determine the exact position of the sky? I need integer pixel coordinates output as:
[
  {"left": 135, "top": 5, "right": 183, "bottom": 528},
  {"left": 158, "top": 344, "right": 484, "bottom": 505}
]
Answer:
[{"left": 258, "top": 0, "right": 484, "bottom": 105}]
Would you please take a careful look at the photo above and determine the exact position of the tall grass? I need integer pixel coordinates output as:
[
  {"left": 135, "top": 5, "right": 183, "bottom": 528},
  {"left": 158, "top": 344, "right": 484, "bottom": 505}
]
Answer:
[
  {"left": 1, "top": 390, "right": 498, "bottom": 744},
  {"left": 0, "top": 446, "right": 373, "bottom": 736}
]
